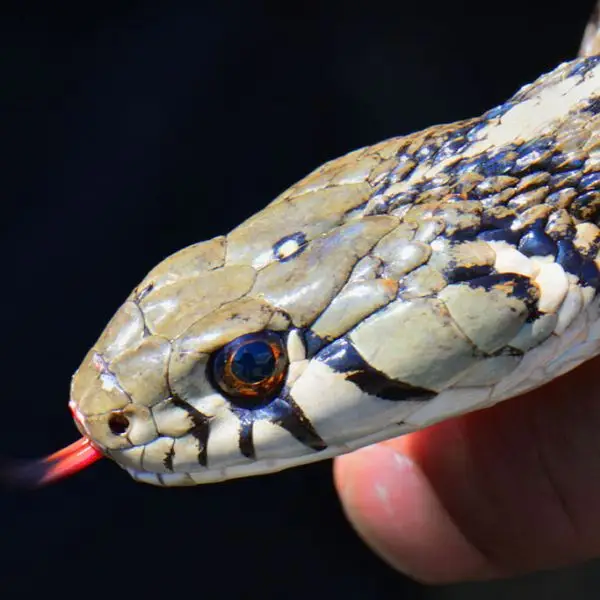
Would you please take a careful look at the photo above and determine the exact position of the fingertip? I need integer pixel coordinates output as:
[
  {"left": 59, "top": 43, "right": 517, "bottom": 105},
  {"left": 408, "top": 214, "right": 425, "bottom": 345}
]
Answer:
[{"left": 334, "top": 439, "right": 496, "bottom": 584}]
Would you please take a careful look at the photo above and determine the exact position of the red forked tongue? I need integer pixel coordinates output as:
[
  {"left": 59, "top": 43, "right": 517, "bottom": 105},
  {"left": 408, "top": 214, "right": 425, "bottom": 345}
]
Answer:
[{"left": 3, "top": 437, "right": 103, "bottom": 488}]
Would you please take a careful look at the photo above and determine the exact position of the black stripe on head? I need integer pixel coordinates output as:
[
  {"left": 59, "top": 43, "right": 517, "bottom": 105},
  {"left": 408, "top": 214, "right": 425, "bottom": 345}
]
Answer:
[
  {"left": 444, "top": 263, "right": 493, "bottom": 284},
  {"left": 163, "top": 441, "right": 175, "bottom": 472},
  {"left": 238, "top": 418, "right": 254, "bottom": 459},
  {"left": 228, "top": 389, "right": 327, "bottom": 456},
  {"left": 270, "top": 391, "right": 328, "bottom": 452},
  {"left": 170, "top": 394, "right": 210, "bottom": 467},
  {"left": 303, "top": 329, "right": 329, "bottom": 358},
  {"left": 316, "top": 337, "right": 435, "bottom": 402}
]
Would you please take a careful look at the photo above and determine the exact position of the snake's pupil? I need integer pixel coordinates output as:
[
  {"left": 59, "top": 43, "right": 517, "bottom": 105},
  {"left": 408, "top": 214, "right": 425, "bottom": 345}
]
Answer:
[{"left": 231, "top": 341, "right": 275, "bottom": 383}]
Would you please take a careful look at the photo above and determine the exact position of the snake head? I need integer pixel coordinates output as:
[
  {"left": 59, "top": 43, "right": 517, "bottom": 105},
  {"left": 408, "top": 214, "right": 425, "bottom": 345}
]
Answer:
[
  {"left": 6, "top": 212, "right": 391, "bottom": 486},
  {"left": 63, "top": 215, "right": 427, "bottom": 486},
  {"left": 8, "top": 191, "right": 440, "bottom": 486},
  {"left": 9, "top": 54, "right": 600, "bottom": 487}
]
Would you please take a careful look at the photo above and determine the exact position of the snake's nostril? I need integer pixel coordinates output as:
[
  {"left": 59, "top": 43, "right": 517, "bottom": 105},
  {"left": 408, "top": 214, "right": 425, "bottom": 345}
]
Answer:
[{"left": 108, "top": 413, "right": 130, "bottom": 436}]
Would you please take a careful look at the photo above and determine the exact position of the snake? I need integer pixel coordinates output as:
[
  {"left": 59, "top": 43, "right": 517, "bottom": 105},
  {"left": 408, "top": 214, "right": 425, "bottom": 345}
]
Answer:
[{"left": 8, "top": 7, "right": 600, "bottom": 488}]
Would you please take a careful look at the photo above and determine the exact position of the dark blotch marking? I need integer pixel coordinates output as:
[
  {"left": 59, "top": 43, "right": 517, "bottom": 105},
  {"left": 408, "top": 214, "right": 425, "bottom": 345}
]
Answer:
[
  {"left": 303, "top": 329, "right": 329, "bottom": 358},
  {"left": 390, "top": 155, "right": 417, "bottom": 181},
  {"left": 549, "top": 153, "right": 585, "bottom": 173},
  {"left": 580, "top": 259, "right": 600, "bottom": 289},
  {"left": 585, "top": 97, "right": 600, "bottom": 115},
  {"left": 545, "top": 212, "right": 576, "bottom": 242},
  {"left": 467, "top": 273, "right": 539, "bottom": 316},
  {"left": 570, "top": 191, "right": 600, "bottom": 223},
  {"left": 466, "top": 121, "right": 489, "bottom": 142},
  {"left": 513, "top": 138, "right": 555, "bottom": 173},
  {"left": 477, "top": 228, "right": 521, "bottom": 244},
  {"left": 230, "top": 391, "right": 327, "bottom": 453},
  {"left": 452, "top": 155, "right": 483, "bottom": 178},
  {"left": 316, "top": 337, "right": 435, "bottom": 402},
  {"left": 273, "top": 232, "right": 307, "bottom": 262},
  {"left": 346, "top": 371, "right": 435, "bottom": 402},
  {"left": 271, "top": 392, "right": 327, "bottom": 451},
  {"left": 316, "top": 337, "right": 370, "bottom": 372},
  {"left": 238, "top": 419, "right": 254, "bottom": 459},
  {"left": 549, "top": 170, "right": 581, "bottom": 189},
  {"left": 171, "top": 394, "right": 210, "bottom": 466},
  {"left": 415, "top": 142, "right": 438, "bottom": 162},
  {"left": 577, "top": 233, "right": 600, "bottom": 259},
  {"left": 420, "top": 178, "right": 447, "bottom": 192},
  {"left": 545, "top": 190, "right": 574, "bottom": 209},
  {"left": 364, "top": 192, "right": 393, "bottom": 216},
  {"left": 556, "top": 239, "right": 583, "bottom": 276},
  {"left": 136, "top": 282, "right": 155, "bottom": 302},
  {"left": 525, "top": 309, "right": 545, "bottom": 324},
  {"left": 435, "top": 135, "right": 469, "bottom": 162},
  {"left": 484, "top": 101, "right": 515, "bottom": 120},
  {"left": 579, "top": 172, "right": 600, "bottom": 192},
  {"left": 492, "top": 346, "right": 524, "bottom": 357},
  {"left": 388, "top": 191, "right": 418, "bottom": 211},
  {"left": 517, "top": 137, "right": 554, "bottom": 155},
  {"left": 163, "top": 442, "right": 175, "bottom": 472},
  {"left": 445, "top": 263, "right": 493, "bottom": 284},
  {"left": 518, "top": 226, "right": 558, "bottom": 257},
  {"left": 480, "top": 211, "right": 516, "bottom": 230},
  {"left": 447, "top": 224, "right": 484, "bottom": 243},
  {"left": 480, "top": 149, "right": 516, "bottom": 177}
]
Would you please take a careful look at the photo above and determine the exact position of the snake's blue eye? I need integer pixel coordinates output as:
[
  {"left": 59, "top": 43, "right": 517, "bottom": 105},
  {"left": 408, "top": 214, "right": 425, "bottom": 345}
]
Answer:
[
  {"left": 210, "top": 331, "right": 288, "bottom": 407},
  {"left": 230, "top": 341, "right": 276, "bottom": 382}
]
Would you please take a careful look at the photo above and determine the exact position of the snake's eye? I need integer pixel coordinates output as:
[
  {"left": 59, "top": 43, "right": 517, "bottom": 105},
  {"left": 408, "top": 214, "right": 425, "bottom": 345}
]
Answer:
[{"left": 210, "top": 331, "right": 288, "bottom": 408}]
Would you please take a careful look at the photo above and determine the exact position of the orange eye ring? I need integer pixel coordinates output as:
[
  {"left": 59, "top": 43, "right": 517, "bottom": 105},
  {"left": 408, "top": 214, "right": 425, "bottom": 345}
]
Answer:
[{"left": 209, "top": 331, "right": 288, "bottom": 407}]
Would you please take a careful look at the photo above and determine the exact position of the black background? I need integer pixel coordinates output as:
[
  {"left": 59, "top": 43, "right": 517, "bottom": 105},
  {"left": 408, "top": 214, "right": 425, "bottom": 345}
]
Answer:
[{"left": 1, "top": 2, "right": 599, "bottom": 598}]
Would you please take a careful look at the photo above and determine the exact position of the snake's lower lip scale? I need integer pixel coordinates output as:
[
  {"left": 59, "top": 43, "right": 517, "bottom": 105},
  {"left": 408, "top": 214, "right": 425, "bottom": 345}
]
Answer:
[{"left": 5, "top": 6, "right": 600, "bottom": 489}]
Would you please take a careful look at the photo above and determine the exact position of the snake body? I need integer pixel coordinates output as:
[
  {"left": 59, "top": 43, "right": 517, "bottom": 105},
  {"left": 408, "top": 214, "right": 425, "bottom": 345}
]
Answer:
[{"left": 67, "top": 43, "right": 600, "bottom": 486}]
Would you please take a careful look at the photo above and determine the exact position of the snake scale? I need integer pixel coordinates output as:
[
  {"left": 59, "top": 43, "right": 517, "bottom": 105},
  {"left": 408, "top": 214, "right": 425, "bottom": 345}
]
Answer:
[{"left": 10, "top": 8, "right": 600, "bottom": 487}]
